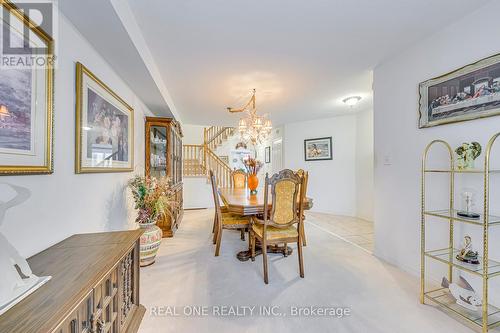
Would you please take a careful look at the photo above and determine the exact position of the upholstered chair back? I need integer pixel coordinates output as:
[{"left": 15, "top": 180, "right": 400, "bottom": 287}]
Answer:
[
  {"left": 231, "top": 170, "right": 247, "bottom": 188},
  {"left": 263, "top": 169, "right": 304, "bottom": 227}
]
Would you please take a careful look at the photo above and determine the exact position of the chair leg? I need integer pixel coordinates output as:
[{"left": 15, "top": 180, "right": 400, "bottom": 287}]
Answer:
[
  {"left": 251, "top": 230, "right": 256, "bottom": 262},
  {"left": 301, "top": 221, "right": 307, "bottom": 246},
  {"left": 215, "top": 227, "right": 223, "bottom": 256},
  {"left": 297, "top": 237, "right": 304, "bottom": 278},
  {"left": 212, "top": 217, "right": 218, "bottom": 245},
  {"left": 262, "top": 240, "right": 269, "bottom": 284},
  {"left": 283, "top": 243, "right": 288, "bottom": 257},
  {"left": 212, "top": 215, "right": 216, "bottom": 234},
  {"left": 240, "top": 228, "right": 245, "bottom": 241}
]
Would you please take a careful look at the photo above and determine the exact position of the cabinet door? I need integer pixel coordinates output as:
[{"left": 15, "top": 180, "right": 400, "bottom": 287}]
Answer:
[{"left": 148, "top": 125, "right": 168, "bottom": 178}]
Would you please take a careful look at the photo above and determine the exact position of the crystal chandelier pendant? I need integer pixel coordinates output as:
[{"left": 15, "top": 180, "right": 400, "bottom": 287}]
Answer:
[{"left": 228, "top": 89, "right": 272, "bottom": 146}]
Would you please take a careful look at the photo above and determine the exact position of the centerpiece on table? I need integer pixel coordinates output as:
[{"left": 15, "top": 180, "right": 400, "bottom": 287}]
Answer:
[
  {"left": 129, "top": 175, "right": 176, "bottom": 267},
  {"left": 243, "top": 156, "right": 263, "bottom": 194}
]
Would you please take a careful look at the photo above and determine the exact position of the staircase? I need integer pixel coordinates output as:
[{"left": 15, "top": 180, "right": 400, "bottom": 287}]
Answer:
[{"left": 183, "top": 126, "right": 234, "bottom": 187}]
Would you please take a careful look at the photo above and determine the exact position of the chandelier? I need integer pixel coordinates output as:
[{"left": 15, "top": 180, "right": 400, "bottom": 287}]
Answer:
[{"left": 227, "top": 89, "right": 272, "bottom": 145}]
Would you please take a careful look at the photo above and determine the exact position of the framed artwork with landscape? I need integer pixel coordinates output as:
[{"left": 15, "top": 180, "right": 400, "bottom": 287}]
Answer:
[
  {"left": 0, "top": 1, "right": 54, "bottom": 175},
  {"left": 304, "top": 137, "right": 332, "bottom": 161},
  {"left": 419, "top": 53, "right": 500, "bottom": 128},
  {"left": 75, "top": 62, "right": 134, "bottom": 173}
]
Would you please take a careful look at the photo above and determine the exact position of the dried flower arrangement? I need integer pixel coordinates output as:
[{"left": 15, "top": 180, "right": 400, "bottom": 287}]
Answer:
[
  {"left": 128, "top": 176, "right": 176, "bottom": 225},
  {"left": 242, "top": 156, "right": 263, "bottom": 175}
]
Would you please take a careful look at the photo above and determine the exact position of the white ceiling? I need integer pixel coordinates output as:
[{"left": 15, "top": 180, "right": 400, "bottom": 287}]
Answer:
[{"left": 65, "top": 0, "right": 492, "bottom": 126}]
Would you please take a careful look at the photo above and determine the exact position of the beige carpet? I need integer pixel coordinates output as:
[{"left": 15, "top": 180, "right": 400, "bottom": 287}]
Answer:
[{"left": 138, "top": 209, "right": 475, "bottom": 333}]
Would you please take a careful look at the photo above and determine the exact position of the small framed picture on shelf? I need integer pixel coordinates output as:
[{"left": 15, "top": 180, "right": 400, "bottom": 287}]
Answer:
[
  {"left": 265, "top": 146, "right": 271, "bottom": 163},
  {"left": 304, "top": 137, "right": 332, "bottom": 161}
]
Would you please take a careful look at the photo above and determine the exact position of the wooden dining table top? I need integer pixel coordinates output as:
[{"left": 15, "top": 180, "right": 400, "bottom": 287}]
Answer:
[{"left": 218, "top": 187, "right": 313, "bottom": 216}]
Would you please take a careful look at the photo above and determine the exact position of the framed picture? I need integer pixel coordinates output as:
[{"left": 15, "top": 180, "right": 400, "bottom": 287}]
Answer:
[
  {"left": 304, "top": 137, "right": 332, "bottom": 161},
  {"left": 419, "top": 53, "right": 500, "bottom": 128},
  {"left": 0, "top": 1, "right": 54, "bottom": 175},
  {"left": 265, "top": 146, "right": 271, "bottom": 163},
  {"left": 75, "top": 63, "right": 134, "bottom": 173}
]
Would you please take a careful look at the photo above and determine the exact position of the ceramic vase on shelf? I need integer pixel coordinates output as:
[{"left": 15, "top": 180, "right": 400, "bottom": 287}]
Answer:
[
  {"left": 248, "top": 174, "right": 259, "bottom": 194},
  {"left": 139, "top": 220, "right": 162, "bottom": 267}
]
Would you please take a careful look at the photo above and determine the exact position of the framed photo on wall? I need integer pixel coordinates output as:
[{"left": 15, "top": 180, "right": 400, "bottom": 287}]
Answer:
[
  {"left": 0, "top": 1, "right": 54, "bottom": 175},
  {"left": 419, "top": 53, "right": 500, "bottom": 128},
  {"left": 265, "top": 146, "right": 271, "bottom": 163},
  {"left": 304, "top": 137, "right": 332, "bottom": 161},
  {"left": 75, "top": 62, "right": 134, "bottom": 173}
]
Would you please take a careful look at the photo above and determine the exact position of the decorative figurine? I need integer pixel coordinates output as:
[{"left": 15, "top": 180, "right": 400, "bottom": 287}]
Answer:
[
  {"left": 455, "top": 142, "right": 481, "bottom": 170},
  {"left": 456, "top": 235, "right": 480, "bottom": 264},
  {"left": 457, "top": 191, "right": 480, "bottom": 219},
  {"left": 0, "top": 183, "right": 51, "bottom": 316},
  {"left": 441, "top": 276, "right": 481, "bottom": 311}
]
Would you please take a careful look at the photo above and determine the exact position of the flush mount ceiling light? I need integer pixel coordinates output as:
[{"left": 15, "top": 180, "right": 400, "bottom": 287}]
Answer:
[{"left": 342, "top": 96, "right": 362, "bottom": 107}]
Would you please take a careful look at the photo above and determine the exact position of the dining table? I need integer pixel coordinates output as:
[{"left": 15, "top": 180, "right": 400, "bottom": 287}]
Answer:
[{"left": 218, "top": 187, "right": 313, "bottom": 261}]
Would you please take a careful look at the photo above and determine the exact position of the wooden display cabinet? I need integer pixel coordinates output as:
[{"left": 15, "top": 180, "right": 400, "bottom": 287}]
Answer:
[{"left": 145, "top": 117, "right": 183, "bottom": 237}]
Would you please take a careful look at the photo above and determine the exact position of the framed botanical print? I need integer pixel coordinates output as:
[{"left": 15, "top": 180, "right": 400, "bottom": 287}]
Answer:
[
  {"left": 0, "top": 1, "right": 54, "bottom": 175},
  {"left": 75, "top": 62, "right": 134, "bottom": 173},
  {"left": 265, "top": 146, "right": 271, "bottom": 163},
  {"left": 304, "top": 137, "right": 332, "bottom": 161},
  {"left": 419, "top": 53, "right": 500, "bottom": 128}
]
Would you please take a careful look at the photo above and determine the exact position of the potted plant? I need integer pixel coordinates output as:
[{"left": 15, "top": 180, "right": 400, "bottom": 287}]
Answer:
[
  {"left": 129, "top": 175, "right": 175, "bottom": 267},
  {"left": 242, "top": 156, "right": 263, "bottom": 194}
]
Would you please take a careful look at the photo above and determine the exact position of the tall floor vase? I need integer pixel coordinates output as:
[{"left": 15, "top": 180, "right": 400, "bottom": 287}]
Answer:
[{"left": 139, "top": 221, "right": 162, "bottom": 267}]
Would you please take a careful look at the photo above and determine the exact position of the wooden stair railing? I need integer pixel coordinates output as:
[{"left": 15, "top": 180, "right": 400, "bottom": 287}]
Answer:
[
  {"left": 182, "top": 126, "right": 235, "bottom": 184},
  {"left": 183, "top": 144, "right": 205, "bottom": 176},
  {"left": 205, "top": 147, "right": 232, "bottom": 188},
  {"left": 205, "top": 126, "right": 234, "bottom": 151}
]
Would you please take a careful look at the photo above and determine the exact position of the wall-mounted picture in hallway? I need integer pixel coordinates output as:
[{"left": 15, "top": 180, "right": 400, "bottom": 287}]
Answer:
[
  {"left": 75, "top": 62, "right": 134, "bottom": 173},
  {"left": 419, "top": 53, "right": 500, "bottom": 128},
  {"left": 0, "top": 1, "right": 54, "bottom": 175},
  {"left": 265, "top": 146, "right": 271, "bottom": 163},
  {"left": 304, "top": 137, "right": 332, "bottom": 161}
]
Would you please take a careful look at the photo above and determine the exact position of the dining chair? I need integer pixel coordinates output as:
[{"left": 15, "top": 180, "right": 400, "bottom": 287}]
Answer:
[
  {"left": 209, "top": 170, "right": 250, "bottom": 256},
  {"left": 296, "top": 169, "right": 309, "bottom": 246},
  {"left": 250, "top": 169, "right": 306, "bottom": 284},
  {"left": 231, "top": 169, "right": 247, "bottom": 188},
  {"left": 231, "top": 169, "right": 248, "bottom": 240}
]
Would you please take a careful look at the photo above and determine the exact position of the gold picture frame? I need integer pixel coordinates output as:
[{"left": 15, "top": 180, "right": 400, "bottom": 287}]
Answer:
[
  {"left": 75, "top": 62, "right": 134, "bottom": 173},
  {"left": 0, "top": 0, "right": 54, "bottom": 175}
]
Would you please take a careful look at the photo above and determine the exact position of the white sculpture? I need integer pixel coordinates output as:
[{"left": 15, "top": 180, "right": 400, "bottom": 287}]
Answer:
[{"left": 0, "top": 183, "right": 51, "bottom": 316}]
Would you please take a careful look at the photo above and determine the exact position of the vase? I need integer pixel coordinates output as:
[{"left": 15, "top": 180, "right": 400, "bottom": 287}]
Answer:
[
  {"left": 248, "top": 174, "right": 259, "bottom": 194},
  {"left": 139, "top": 221, "right": 162, "bottom": 267}
]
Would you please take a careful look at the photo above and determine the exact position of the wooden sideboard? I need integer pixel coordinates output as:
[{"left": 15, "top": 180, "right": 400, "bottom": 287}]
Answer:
[{"left": 0, "top": 230, "right": 145, "bottom": 333}]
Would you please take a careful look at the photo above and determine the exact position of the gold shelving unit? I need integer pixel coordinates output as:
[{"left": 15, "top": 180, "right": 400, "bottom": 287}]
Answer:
[{"left": 421, "top": 133, "right": 500, "bottom": 333}]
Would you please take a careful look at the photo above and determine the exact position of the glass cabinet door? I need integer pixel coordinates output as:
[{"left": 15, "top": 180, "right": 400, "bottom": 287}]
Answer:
[{"left": 149, "top": 126, "right": 167, "bottom": 178}]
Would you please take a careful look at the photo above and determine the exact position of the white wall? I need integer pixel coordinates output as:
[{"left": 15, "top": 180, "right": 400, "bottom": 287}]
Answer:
[
  {"left": 0, "top": 13, "right": 153, "bottom": 258},
  {"left": 283, "top": 115, "right": 357, "bottom": 216},
  {"left": 373, "top": 0, "right": 500, "bottom": 285},
  {"left": 355, "top": 109, "right": 374, "bottom": 221},
  {"left": 182, "top": 124, "right": 211, "bottom": 209},
  {"left": 182, "top": 124, "right": 205, "bottom": 145}
]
